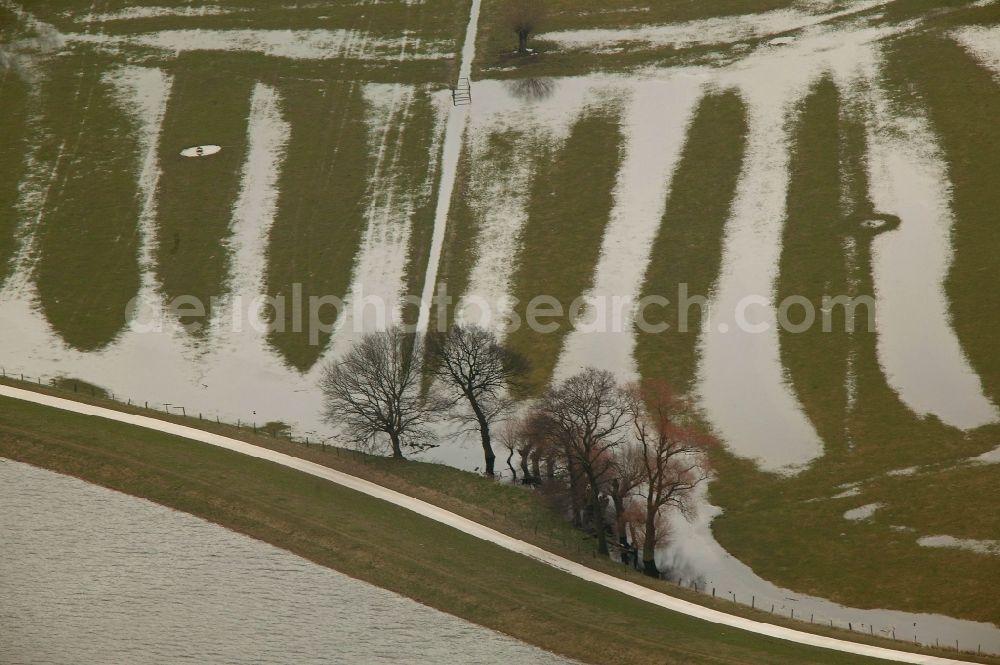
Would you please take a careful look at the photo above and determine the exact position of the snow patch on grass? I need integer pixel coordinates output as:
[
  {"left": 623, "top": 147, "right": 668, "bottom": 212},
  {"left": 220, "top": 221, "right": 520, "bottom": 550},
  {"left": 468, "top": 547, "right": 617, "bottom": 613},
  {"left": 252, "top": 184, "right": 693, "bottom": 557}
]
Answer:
[
  {"left": 918, "top": 535, "right": 1000, "bottom": 556},
  {"left": 75, "top": 6, "right": 241, "bottom": 23},
  {"left": 105, "top": 66, "right": 172, "bottom": 296},
  {"left": 65, "top": 29, "right": 450, "bottom": 61},
  {"left": 832, "top": 484, "right": 862, "bottom": 499},
  {"left": 952, "top": 26, "right": 1000, "bottom": 81},
  {"left": 215, "top": 82, "right": 290, "bottom": 345},
  {"left": 843, "top": 502, "right": 882, "bottom": 521},
  {"left": 327, "top": 83, "right": 424, "bottom": 357},
  {"left": 537, "top": 0, "right": 890, "bottom": 53}
]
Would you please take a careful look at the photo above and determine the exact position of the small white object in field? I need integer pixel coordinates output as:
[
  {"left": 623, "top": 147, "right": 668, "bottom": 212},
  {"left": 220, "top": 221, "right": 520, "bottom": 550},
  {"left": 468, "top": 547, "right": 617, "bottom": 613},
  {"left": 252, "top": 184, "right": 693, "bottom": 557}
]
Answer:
[
  {"left": 180, "top": 145, "right": 222, "bottom": 157},
  {"left": 843, "top": 502, "right": 883, "bottom": 521},
  {"left": 768, "top": 36, "right": 796, "bottom": 46}
]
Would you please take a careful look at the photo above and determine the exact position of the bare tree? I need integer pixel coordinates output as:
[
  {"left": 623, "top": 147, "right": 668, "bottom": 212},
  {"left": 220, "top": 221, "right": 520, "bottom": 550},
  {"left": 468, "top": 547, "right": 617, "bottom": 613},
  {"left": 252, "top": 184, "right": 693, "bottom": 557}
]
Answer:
[
  {"left": 497, "top": 418, "right": 521, "bottom": 482},
  {"left": 504, "top": 0, "right": 546, "bottom": 54},
  {"left": 428, "top": 325, "right": 527, "bottom": 476},
  {"left": 541, "top": 368, "right": 629, "bottom": 555},
  {"left": 607, "top": 443, "right": 645, "bottom": 547},
  {"left": 320, "top": 329, "right": 441, "bottom": 459},
  {"left": 622, "top": 502, "right": 671, "bottom": 566},
  {"left": 624, "top": 380, "right": 716, "bottom": 577}
]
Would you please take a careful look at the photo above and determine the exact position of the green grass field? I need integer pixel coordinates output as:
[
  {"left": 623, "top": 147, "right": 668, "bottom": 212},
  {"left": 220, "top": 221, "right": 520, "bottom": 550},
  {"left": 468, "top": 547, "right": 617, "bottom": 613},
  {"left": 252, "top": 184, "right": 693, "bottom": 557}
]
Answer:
[{"left": 4, "top": 392, "right": 990, "bottom": 665}]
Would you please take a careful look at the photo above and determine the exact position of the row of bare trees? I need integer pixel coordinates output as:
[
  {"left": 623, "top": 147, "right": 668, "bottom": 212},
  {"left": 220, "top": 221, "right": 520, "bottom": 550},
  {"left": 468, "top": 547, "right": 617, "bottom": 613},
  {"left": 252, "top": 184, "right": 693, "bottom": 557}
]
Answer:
[
  {"left": 500, "top": 369, "right": 715, "bottom": 575},
  {"left": 320, "top": 326, "right": 715, "bottom": 577},
  {"left": 319, "top": 326, "right": 524, "bottom": 475}
]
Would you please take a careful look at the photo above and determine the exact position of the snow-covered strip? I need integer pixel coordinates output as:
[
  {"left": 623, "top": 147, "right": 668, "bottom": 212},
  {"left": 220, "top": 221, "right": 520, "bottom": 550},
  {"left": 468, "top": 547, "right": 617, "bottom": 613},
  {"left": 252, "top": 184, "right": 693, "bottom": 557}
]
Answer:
[
  {"left": 551, "top": 76, "right": 702, "bottom": 384},
  {"left": 867, "top": 88, "right": 998, "bottom": 430},
  {"left": 452, "top": 138, "right": 534, "bottom": 332},
  {"left": 65, "top": 29, "right": 451, "bottom": 61},
  {"left": 325, "top": 83, "right": 424, "bottom": 357},
  {"left": 953, "top": 26, "right": 1000, "bottom": 80},
  {"left": 74, "top": 5, "right": 242, "bottom": 23},
  {"left": 453, "top": 77, "right": 597, "bottom": 334},
  {"left": 694, "top": 96, "right": 824, "bottom": 472},
  {"left": 213, "top": 82, "right": 289, "bottom": 343},
  {"left": 106, "top": 66, "right": 172, "bottom": 288},
  {"left": 694, "top": 89, "right": 818, "bottom": 471},
  {"left": 537, "top": 0, "right": 890, "bottom": 51},
  {"left": 0, "top": 383, "right": 991, "bottom": 665},
  {"left": 918, "top": 535, "right": 1000, "bottom": 557}
]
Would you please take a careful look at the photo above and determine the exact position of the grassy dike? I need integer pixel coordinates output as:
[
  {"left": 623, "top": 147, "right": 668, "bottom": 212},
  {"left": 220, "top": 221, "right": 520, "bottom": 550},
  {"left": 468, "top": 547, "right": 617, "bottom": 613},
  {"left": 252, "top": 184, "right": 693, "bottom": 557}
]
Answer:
[{"left": 0, "top": 383, "right": 991, "bottom": 665}]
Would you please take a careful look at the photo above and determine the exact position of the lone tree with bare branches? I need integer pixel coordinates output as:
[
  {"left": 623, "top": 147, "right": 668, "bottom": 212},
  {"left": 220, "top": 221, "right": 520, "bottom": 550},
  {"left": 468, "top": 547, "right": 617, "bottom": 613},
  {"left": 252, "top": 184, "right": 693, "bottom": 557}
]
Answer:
[
  {"left": 624, "top": 379, "right": 716, "bottom": 577},
  {"left": 320, "top": 329, "right": 441, "bottom": 459},
  {"left": 504, "top": 0, "right": 546, "bottom": 54},
  {"left": 541, "top": 368, "right": 629, "bottom": 555},
  {"left": 428, "top": 324, "right": 527, "bottom": 476}
]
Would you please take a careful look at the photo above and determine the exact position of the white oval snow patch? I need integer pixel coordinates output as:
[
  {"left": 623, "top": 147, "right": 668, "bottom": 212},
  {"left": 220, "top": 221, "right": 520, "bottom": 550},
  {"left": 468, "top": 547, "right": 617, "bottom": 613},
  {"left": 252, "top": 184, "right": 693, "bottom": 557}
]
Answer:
[
  {"left": 180, "top": 145, "right": 221, "bottom": 158},
  {"left": 831, "top": 482, "right": 862, "bottom": 499},
  {"left": 769, "top": 36, "right": 796, "bottom": 46},
  {"left": 843, "top": 502, "right": 883, "bottom": 521},
  {"left": 918, "top": 535, "right": 1000, "bottom": 556}
]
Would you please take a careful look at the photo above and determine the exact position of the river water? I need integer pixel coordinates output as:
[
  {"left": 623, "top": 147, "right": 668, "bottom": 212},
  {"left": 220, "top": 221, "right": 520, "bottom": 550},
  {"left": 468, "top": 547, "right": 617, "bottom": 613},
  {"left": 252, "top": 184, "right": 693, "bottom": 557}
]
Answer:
[{"left": 0, "top": 459, "right": 575, "bottom": 665}]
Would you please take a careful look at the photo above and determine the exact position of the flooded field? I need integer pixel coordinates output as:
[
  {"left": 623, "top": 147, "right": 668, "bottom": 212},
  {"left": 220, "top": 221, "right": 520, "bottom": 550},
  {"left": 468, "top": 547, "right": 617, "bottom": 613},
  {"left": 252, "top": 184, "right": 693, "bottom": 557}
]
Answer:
[
  {"left": 1, "top": 0, "right": 998, "bottom": 638},
  {"left": 0, "top": 459, "right": 576, "bottom": 665}
]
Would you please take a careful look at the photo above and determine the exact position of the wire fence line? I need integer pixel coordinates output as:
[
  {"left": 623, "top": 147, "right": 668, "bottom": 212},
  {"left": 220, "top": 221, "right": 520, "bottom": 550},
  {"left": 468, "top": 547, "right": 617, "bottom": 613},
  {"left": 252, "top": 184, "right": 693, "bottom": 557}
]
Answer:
[
  {"left": 0, "top": 367, "right": 337, "bottom": 450},
  {"left": 0, "top": 368, "right": 994, "bottom": 658}
]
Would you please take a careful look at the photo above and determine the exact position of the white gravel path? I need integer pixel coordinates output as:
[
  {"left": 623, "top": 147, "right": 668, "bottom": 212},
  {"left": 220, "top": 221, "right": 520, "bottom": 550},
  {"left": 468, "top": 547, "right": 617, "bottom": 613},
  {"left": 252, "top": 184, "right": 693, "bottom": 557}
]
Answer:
[{"left": 0, "top": 384, "right": 982, "bottom": 665}]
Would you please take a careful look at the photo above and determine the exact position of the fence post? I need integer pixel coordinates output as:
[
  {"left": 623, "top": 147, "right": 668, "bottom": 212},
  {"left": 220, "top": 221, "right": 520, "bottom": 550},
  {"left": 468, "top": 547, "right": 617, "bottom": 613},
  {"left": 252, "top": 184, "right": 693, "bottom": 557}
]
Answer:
[
  {"left": 751, "top": 596, "right": 755, "bottom": 609},
  {"left": 712, "top": 587, "right": 715, "bottom": 598}
]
